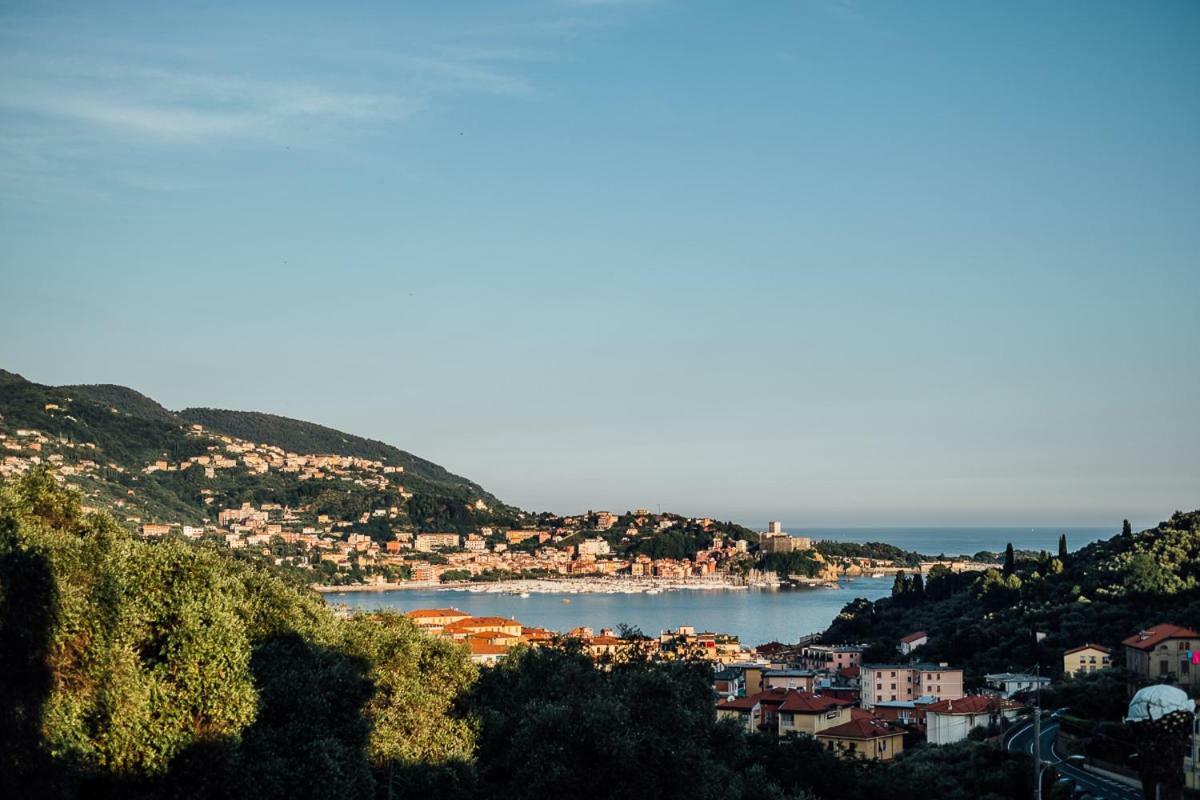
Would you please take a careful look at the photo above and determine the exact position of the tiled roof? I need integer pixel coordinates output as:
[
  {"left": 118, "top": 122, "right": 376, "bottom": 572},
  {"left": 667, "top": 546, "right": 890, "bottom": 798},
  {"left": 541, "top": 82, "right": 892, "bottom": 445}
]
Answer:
[
  {"left": 406, "top": 608, "right": 466, "bottom": 618},
  {"left": 924, "top": 695, "right": 1003, "bottom": 715},
  {"left": 778, "top": 692, "right": 851, "bottom": 713},
  {"left": 1121, "top": 624, "right": 1200, "bottom": 651},
  {"left": 468, "top": 639, "right": 508, "bottom": 656},
  {"left": 817, "top": 718, "right": 899, "bottom": 740},
  {"left": 899, "top": 631, "right": 928, "bottom": 643}
]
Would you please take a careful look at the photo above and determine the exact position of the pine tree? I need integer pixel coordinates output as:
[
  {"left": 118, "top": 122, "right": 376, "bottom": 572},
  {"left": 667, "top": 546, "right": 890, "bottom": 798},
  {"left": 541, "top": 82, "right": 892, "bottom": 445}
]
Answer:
[
  {"left": 910, "top": 572, "right": 924, "bottom": 597},
  {"left": 1058, "top": 533, "right": 1068, "bottom": 561},
  {"left": 1122, "top": 519, "right": 1133, "bottom": 538},
  {"left": 892, "top": 570, "right": 907, "bottom": 597},
  {"left": 1003, "top": 543, "right": 1015, "bottom": 577}
]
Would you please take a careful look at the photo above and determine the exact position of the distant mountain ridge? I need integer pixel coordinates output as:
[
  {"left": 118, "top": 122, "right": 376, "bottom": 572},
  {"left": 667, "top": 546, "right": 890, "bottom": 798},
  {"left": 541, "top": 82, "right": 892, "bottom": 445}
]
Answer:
[{"left": 0, "top": 370, "right": 516, "bottom": 529}]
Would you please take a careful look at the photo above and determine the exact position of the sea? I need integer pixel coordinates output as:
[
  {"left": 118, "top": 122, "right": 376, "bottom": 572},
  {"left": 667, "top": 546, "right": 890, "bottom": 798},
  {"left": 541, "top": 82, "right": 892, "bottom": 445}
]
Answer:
[{"left": 324, "top": 526, "right": 1117, "bottom": 647}]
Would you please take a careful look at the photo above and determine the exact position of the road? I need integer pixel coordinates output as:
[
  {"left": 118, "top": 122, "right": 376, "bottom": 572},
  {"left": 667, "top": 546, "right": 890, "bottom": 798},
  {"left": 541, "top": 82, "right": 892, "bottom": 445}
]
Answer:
[{"left": 1006, "top": 717, "right": 1142, "bottom": 800}]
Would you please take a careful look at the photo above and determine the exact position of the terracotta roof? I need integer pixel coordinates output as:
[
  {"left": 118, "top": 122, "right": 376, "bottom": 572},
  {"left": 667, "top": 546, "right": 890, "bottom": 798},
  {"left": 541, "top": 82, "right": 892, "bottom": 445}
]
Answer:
[
  {"left": 924, "top": 695, "right": 1004, "bottom": 715},
  {"left": 1064, "top": 643, "right": 1111, "bottom": 656},
  {"left": 468, "top": 639, "right": 508, "bottom": 656},
  {"left": 716, "top": 696, "right": 759, "bottom": 711},
  {"left": 838, "top": 666, "right": 860, "bottom": 679},
  {"left": 817, "top": 718, "right": 899, "bottom": 740},
  {"left": 899, "top": 631, "right": 928, "bottom": 644},
  {"left": 444, "top": 616, "right": 521, "bottom": 633},
  {"left": 588, "top": 636, "right": 625, "bottom": 646},
  {"left": 406, "top": 608, "right": 466, "bottom": 618},
  {"left": 778, "top": 692, "right": 852, "bottom": 713},
  {"left": 1121, "top": 624, "right": 1200, "bottom": 651},
  {"left": 718, "top": 688, "right": 788, "bottom": 711}
]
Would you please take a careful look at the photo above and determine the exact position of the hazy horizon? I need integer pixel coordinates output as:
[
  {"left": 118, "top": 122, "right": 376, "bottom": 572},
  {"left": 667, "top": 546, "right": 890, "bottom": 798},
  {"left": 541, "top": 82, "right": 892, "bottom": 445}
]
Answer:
[{"left": 3, "top": 1, "right": 1198, "bottom": 526}]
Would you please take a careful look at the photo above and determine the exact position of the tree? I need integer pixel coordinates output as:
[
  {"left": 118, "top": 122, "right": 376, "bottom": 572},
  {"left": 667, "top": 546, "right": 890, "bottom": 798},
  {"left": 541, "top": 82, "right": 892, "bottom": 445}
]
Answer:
[
  {"left": 892, "top": 570, "right": 908, "bottom": 597},
  {"left": 1058, "top": 533, "right": 1068, "bottom": 561},
  {"left": 1122, "top": 519, "right": 1133, "bottom": 538},
  {"left": 1003, "top": 543, "right": 1015, "bottom": 577}
]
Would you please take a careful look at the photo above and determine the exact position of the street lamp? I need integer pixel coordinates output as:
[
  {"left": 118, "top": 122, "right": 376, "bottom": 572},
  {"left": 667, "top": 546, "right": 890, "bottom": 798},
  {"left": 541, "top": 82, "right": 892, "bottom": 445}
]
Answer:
[{"left": 1037, "top": 754, "right": 1086, "bottom": 799}]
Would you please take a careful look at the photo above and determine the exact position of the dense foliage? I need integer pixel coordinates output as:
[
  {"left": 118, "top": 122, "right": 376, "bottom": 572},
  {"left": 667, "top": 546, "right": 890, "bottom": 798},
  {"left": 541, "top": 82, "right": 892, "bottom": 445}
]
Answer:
[
  {"left": 0, "top": 471, "right": 475, "bottom": 799},
  {"left": 1, "top": 471, "right": 1050, "bottom": 800},
  {"left": 824, "top": 513, "right": 1200, "bottom": 680}
]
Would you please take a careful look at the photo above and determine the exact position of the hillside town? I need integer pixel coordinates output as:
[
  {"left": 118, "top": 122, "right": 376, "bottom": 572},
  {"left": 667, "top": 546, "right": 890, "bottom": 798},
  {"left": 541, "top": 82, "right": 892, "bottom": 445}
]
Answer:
[
  {"left": 2, "top": 419, "right": 990, "bottom": 588},
  {"left": 413, "top": 607, "right": 1199, "bottom": 790}
]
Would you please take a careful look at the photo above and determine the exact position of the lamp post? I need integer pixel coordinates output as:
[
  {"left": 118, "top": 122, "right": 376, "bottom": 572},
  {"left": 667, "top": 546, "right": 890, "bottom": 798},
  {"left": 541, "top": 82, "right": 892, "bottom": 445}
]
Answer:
[{"left": 1037, "top": 754, "right": 1086, "bottom": 798}]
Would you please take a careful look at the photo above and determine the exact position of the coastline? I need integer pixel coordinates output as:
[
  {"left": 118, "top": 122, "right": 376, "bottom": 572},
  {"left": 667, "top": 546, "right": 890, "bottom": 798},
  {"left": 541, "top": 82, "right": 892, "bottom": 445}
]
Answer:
[{"left": 312, "top": 575, "right": 841, "bottom": 596}]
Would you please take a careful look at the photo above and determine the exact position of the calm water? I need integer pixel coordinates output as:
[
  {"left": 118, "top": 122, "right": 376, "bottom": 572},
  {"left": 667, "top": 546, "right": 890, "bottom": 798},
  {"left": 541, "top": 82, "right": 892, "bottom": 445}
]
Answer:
[
  {"left": 792, "top": 526, "right": 1115, "bottom": 556},
  {"left": 326, "top": 577, "right": 895, "bottom": 646},
  {"left": 328, "top": 528, "right": 1120, "bottom": 644}
]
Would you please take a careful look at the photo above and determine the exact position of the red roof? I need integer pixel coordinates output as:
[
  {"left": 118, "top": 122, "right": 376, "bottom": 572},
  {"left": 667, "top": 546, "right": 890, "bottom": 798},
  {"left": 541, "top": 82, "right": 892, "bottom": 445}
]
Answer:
[
  {"left": 406, "top": 608, "right": 466, "bottom": 618},
  {"left": 838, "top": 666, "right": 860, "bottom": 679},
  {"left": 718, "top": 688, "right": 788, "bottom": 711},
  {"left": 924, "top": 695, "right": 1007, "bottom": 715},
  {"left": 1121, "top": 624, "right": 1200, "bottom": 651},
  {"left": 1064, "top": 643, "right": 1111, "bottom": 656},
  {"left": 468, "top": 639, "right": 508, "bottom": 656},
  {"left": 817, "top": 718, "right": 900, "bottom": 740},
  {"left": 778, "top": 691, "right": 852, "bottom": 713},
  {"left": 900, "top": 631, "right": 928, "bottom": 644}
]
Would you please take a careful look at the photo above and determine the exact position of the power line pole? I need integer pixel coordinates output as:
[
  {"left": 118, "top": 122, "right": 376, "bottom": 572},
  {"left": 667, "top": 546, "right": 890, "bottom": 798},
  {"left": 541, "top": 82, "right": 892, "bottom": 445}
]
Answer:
[{"left": 1033, "top": 662, "right": 1042, "bottom": 800}]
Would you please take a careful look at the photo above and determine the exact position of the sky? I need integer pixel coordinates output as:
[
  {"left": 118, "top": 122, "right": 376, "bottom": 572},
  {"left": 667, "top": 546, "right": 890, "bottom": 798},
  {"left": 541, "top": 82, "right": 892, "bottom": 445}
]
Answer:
[{"left": 1, "top": 0, "right": 1198, "bottom": 528}]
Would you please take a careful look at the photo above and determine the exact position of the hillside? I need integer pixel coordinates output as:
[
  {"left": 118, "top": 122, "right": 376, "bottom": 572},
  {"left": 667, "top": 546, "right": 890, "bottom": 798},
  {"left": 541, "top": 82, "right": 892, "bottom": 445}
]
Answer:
[
  {"left": 0, "top": 370, "right": 520, "bottom": 533},
  {"left": 177, "top": 407, "right": 496, "bottom": 501},
  {"left": 822, "top": 510, "right": 1200, "bottom": 680}
]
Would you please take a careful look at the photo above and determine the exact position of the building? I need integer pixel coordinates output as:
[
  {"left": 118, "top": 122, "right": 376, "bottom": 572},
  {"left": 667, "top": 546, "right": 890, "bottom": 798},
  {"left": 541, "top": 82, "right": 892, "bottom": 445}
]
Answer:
[
  {"left": 405, "top": 608, "right": 470, "bottom": 634},
  {"left": 763, "top": 669, "right": 817, "bottom": 692},
  {"left": 716, "top": 688, "right": 789, "bottom": 734},
  {"left": 799, "top": 644, "right": 864, "bottom": 673},
  {"left": 983, "top": 672, "right": 1052, "bottom": 699},
  {"left": 713, "top": 664, "right": 766, "bottom": 699},
  {"left": 442, "top": 616, "right": 523, "bottom": 640},
  {"left": 141, "top": 523, "right": 171, "bottom": 537},
  {"left": 777, "top": 692, "right": 853, "bottom": 736},
  {"left": 414, "top": 532, "right": 461, "bottom": 552},
  {"left": 1063, "top": 644, "right": 1112, "bottom": 677},
  {"left": 1121, "top": 624, "right": 1200, "bottom": 693},
  {"left": 767, "top": 521, "right": 784, "bottom": 535},
  {"left": 760, "top": 534, "right": 794, "bottom": 554},
  {"left": 898, "top": 631, "right": 928, "bottom": 655},
  {"left": 815, "top": 717, "right": 905, "bottom": 761},
  {"left": 924, "top": 695, "right": 1023, "bottom": 745},
  {"left": 577, "top": 537, "right": 611, "bottom": 557},
  {"left": 860, "top": 663, "right": 964, "bottom": 709}
]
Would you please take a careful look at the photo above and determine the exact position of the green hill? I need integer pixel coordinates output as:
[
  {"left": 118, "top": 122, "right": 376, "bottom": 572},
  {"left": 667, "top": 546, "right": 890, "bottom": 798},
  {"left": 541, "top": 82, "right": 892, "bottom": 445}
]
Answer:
[
  {"left": 177, "top": 407, "right": 496, "bottom": 501},
  {"left": 822, "top": 510, "right": 1200, "bottom": 680},
  {"left": 0, "top": 370, "right": 520, "bottom": 532}
]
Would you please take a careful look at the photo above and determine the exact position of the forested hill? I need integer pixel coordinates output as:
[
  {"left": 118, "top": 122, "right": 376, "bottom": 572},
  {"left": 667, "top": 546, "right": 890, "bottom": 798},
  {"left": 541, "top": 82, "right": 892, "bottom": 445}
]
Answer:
[
  {"left": 823, "top": 510, "right": 1200, "bottom": 680},
  {"left": 0, "top": 370, "right": 519, "bottom": 530},
  {"left": 176, "top": 407, "right": 491, "bottom": 498}
]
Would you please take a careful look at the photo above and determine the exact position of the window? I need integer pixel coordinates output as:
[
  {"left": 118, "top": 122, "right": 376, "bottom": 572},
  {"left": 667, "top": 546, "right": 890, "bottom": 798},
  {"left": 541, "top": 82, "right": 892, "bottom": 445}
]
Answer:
[
  {"left": 890, "top": 683, "right": 896, "bottom": 690},
  {"left": 1160, "top": 660, "right": 1170, "bottom": 676}
]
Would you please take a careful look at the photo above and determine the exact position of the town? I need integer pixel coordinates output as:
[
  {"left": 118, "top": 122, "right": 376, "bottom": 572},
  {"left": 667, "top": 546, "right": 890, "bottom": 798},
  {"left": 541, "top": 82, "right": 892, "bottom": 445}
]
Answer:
[
  {"left": 406, "top": 605, "right": 1199, "bottom": 793},
  {"left": 0, "top": 420, "right": 997, "bottom": 589}
]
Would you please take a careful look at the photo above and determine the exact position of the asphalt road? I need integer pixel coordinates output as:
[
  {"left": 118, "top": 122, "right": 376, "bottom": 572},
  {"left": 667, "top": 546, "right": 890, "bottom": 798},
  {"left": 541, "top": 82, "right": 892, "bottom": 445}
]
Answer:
[{"left": 1006, "top": 718, "right": 1142, "bottom": 800}]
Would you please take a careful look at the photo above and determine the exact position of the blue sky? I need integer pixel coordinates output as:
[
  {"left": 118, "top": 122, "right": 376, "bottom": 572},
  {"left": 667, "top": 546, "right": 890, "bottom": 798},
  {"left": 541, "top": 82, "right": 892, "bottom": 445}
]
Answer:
[{"left": 2, "top": 0, "right": 1198, "bottom": 527}]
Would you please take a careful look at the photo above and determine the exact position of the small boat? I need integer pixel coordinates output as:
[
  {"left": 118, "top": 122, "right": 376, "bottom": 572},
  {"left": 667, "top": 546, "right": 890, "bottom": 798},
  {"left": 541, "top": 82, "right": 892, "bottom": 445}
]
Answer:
[
  {"left": 645, "top": 588, "right": 661, "bottom": 595},
  {"left": 871, "top": 572, "right": 885, "bottom": 579},
  {"left": 519, "top": 592, "right": 530, "bottom": 598},
  {"left": 561, "top": 598, "right": 572, "bottom": 604}
]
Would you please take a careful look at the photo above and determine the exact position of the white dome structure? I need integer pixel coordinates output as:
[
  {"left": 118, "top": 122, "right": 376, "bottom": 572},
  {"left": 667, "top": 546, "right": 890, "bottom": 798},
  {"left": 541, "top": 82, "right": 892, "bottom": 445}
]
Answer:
[{"left": 1125, "top": 684, "right": 1194, "bottom": 723}]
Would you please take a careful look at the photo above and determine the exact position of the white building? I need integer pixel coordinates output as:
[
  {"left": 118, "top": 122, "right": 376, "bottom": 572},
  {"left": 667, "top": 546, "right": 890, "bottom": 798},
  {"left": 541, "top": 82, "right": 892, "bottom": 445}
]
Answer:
[
  {"left": 984, "top": 672, "right": 1051, "bottom": 698},
  {"left": 925, "top": 696, "right": 1022, "bottom": 745}
]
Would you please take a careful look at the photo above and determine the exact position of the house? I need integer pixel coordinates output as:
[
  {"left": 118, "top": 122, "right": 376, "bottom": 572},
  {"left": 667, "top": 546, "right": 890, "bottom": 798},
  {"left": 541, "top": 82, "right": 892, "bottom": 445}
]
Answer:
[
  {"left": 467, "top": 637, "right": 508, "bottom": 665},
  {"left": 1063, "top": 644, "right": 1112, "bottom": 677},
  {"left": 898, "top": 631, "right": 928, "bottom": 655},
  {"left": 442, "top": 616, "right": 523, "bottom": 640},
  {"left": 141, "top": 523, "right": 172, "bottom": 537},
  {"left": 798, "top": 644, "right": 864, "bottom": 672},
  {"left": 776, "top": 692, "right": 853, "bottom": 736},
  {"left": 763, "top": 669, "right": 816, "bottom": 692},
  {"left": 405, "top": 608, "right": 470, "bottom": 634},
  {"left": 815, "top": 718, "right": 905, "bottom": 761},
  {"left": 716, "top": 688, "right": 788, "bottom": 733},
  {"left": 860, "top": 663, "right": 964, "bottom": 709},
  {"left": 924, "top": 695, "right": 1023, "bottom": 745},
  {"left": 1121, "top": 624, "right": 1200, "bottom": 693},
  {"left": 714, "top": 664, "right": 765, "bottom": 699},
  {"left": 870, "top": 696, "right": 939, "bottom": 728},
  {"left": 983, "top": 672, "right": 1052, "bottom": 699}
]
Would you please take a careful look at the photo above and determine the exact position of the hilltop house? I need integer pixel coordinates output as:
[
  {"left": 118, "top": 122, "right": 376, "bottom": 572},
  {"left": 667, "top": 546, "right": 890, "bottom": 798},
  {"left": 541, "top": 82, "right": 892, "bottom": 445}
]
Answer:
[
  {"left": 1063, "top": 644, "right": 1112, "bottom": 678},
  {"left": 924, "top": 695, "right": 1023, "bottom": 745},
  {"left": 898, "top": 631, "right": 928, "bottom": 655},
  {"left": 1122, "top": 624, "right": 1200, "bottom": 693}
]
